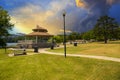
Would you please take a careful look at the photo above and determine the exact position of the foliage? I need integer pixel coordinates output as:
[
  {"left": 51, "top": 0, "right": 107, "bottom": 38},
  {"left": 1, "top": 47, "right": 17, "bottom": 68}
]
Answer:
[
  {"left": 53, "top": 35, "right": 63, "bottom": 43},
  {"left": 0, "top": 6, "right": 14, "bottom": 47},
  {"left": 6, "top": 35, "right": 25, "bottom": 43},
  {"left": 48, "top": 32, "right": 82, "bottom": 44},
  {"left": 68, "top": 32, "right": 81, "bottom": 40},
  {"left": 81, "top": 30, "right": 95, "bottom": 40},
  {"left": 48, "top": 35, "right": 63, "bottom": 43},
  {"left": 93, "top": 15, "right": 119, "bottom": 43},
  {"left": 0, "top": 38, "right": 6, "bottom": 47}
]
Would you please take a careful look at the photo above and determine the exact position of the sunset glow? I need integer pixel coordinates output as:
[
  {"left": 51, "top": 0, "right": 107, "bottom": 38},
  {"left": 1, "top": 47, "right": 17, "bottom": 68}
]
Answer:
[
  {"left": 75, "top": 0, "right": 86, "bottom": 8},
  {"left": 0, "top": 0, "right": 120, "bottom": 34}
]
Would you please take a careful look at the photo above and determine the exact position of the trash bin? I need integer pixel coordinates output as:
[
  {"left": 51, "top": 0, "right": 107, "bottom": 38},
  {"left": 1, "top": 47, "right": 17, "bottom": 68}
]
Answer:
[
  {"left": 74, "top": 42, "right": 77, "bottom": 46},
  {"left": 34, "top": 46, "right": 38, "bottom": 52},
  {"left": 23, "top": 49, "right": 27, "bottom": 55},
  {"left": 51, "top": 45, "right": 54, "bottom": 49}
]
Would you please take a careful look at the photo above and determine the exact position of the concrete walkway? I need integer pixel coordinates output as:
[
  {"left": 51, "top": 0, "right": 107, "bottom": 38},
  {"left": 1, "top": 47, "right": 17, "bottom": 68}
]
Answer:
[{"left": 39, "top": 49, "right": 120, "bottom": 62}]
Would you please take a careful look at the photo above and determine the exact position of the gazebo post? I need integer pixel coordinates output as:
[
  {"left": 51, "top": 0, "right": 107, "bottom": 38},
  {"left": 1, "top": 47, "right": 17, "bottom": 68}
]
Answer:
[
  {"left": 36, "top": 36, "right": 38, "bottom": 44},
  {"left": 25, "top": 36, "right": 26, "bottom": 43}
]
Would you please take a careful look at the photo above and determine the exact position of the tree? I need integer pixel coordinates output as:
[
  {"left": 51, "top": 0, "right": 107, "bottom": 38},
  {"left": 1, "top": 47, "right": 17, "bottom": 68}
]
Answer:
[
  {"left": 0, "top": 6, "right": 14, "bottom": 47},
  {"left": 82, "top": 30, "right": 95, "bottom": 40},
  {"left": 93, "top": 15, "right": 119, "bottom": 43},
  {"left": 53, "top": 35, "right": 63, "bottom": 43},
  {"left": 118, "top": 27, "right": 120, "bottom": 39},
  {"left": 48, "top": 35, "right": 63, "bottom": 44},
  {"left": 68, "top": 32, "right": 81, "bottom": 41}
]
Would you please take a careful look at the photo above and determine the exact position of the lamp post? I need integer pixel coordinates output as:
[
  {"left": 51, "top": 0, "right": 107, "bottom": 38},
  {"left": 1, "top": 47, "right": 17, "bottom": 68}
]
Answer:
[{"left": 63, "top": 11, "right": 66, "bottom": 58}]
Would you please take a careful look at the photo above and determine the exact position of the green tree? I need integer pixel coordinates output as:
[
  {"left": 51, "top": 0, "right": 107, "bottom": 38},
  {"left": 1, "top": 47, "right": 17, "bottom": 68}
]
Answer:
[
  {"left": 82, "top": 30, "right": 95, "bottom": 40},
  {"left": 0, "top": 6, "right": 14, "bottom": 47},
  {"left": 118, "top": 27, "right": 120, "bottom": 39},
  {"left": 68, "top": 32, "right": 81, "bottom": 41},
  {"left": 93, "top": 15, "right": 119, "bottom": 43},
  {"left": 48, "top": 35, "right": 63, "bottom": 44},
  {"left": 53, "top": 35, "right": 63, "bottom": 43}
]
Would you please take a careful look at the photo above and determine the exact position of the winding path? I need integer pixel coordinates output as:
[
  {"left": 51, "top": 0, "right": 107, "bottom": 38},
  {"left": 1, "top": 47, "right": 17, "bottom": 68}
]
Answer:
[{"left": 39, "top": 49, "right": 120, "bottom": 62}]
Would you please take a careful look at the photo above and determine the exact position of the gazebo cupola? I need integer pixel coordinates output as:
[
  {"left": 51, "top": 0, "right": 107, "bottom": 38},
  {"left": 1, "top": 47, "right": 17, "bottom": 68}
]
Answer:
[{"left": 32, "top": 25, "right": 48, "bottom": 32}]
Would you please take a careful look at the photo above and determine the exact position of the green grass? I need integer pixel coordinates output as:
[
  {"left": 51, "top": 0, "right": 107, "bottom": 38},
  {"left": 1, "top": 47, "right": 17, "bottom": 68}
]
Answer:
[
  {"left": 48, "top": 41, "right": 120, "bottom": 58},
  {"left": 0, "top": 49, "right": 12, "bottom": 60},
  {"left": 0, "top": 49, "right": 120, "bottom": 80}
]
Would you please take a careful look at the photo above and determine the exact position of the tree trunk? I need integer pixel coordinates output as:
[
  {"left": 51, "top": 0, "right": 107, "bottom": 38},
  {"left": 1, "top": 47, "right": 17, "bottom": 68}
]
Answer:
[
  {"left": 105, "top": 39, "right": 107, "bottom": 43},
  {"left": 104, "top": 36, "right": 107, "bottom": 43},
  {"left": 4, "top": 46, "right": 7, "bottom": 54}
]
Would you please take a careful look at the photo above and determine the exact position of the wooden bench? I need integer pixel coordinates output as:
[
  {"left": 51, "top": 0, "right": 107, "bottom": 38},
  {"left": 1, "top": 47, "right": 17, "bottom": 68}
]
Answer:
[{"left": 10, "top": 48, "right": 27, "bottom": 56}]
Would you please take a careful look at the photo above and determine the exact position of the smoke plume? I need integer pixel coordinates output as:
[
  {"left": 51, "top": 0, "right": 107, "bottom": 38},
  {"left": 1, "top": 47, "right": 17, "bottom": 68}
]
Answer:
[{"left": 74, "top": 0, "right": 120, "bottom": 32}]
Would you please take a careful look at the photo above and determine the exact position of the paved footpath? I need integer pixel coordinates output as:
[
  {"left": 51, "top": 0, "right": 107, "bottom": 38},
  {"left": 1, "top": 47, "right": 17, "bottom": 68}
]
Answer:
[{"left": 39, "top": 49, "right": 120, "bottom": 62}]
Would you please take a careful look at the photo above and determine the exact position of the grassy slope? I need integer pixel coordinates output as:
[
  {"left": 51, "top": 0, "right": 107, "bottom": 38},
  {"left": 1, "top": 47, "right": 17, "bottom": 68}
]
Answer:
[
  {"left": 0, "top": 49, "right": 120, "bottom": 80},
  {"left": 48, "top": 41, "right": 120, "bottom": 58}
]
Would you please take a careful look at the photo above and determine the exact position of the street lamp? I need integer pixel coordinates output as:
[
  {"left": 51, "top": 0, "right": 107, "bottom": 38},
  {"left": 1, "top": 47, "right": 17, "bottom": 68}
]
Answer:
[{"left": 63, "top": 11, "right": 66, "bottom": 58}]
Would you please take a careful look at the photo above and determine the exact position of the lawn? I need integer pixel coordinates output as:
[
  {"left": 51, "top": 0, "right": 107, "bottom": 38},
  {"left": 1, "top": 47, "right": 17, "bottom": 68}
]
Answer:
[
  {"left": 0, "top": 49, "right": 120, "bottom": 80},
  {"left": 48, "top": 41, "right": 120, "bottom": 58}
]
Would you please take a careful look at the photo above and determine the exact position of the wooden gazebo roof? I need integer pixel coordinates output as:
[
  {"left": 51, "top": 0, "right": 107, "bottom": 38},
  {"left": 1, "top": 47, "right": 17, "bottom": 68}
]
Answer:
[
  {"left": 32, "top": 25, "right": 48, "bottom": 32},
  {"left": 26, "top": 25, "right": 53, "bottom": 37}
]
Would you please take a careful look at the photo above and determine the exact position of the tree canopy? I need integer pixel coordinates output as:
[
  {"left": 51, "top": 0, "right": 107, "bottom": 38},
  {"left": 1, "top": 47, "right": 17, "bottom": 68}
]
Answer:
[
  {"left": 0, "top": 6, "right": 14, "bottom": 47},
  {"left": 93, "top": 15, "right": 119, "bottom": 43},
  {"left": 68, "top": 32, "right": 81, "bottom": 41}
]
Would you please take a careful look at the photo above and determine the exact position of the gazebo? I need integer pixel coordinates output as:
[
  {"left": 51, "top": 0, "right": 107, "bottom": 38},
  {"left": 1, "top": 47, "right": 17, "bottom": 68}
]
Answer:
[
  {"left": 18, "top": 25, "right": 53, "bottom": 48},
  {"left": 27, "top": 25, "right": 53, "bottom": 43}
]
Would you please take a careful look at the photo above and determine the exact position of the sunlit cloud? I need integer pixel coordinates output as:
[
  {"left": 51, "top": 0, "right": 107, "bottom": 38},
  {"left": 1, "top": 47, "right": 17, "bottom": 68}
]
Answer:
[
  {"left": 106, "top": 0, "right": 115, "bottom": 5},
  {"left": 59, "top": 29, "right": 72, "bottom": 33},
  {"left": 75, "top": 0, "right": 86, "bottom": 8},
  {"left": 10, "top": 0, "right": 74, "bottom": 34},
  {"left": 1, "top": 0, "right": 120, "bottom": 34}
]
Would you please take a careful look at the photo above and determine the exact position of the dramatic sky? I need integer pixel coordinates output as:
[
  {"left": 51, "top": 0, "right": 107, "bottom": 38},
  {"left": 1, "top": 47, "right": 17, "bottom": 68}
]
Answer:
[{"left": 0, "top": 0, "right": 120, "bottom": 34}]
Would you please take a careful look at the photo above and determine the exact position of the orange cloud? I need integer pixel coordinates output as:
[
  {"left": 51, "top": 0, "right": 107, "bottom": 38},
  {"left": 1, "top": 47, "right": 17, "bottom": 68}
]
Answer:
[
  {"left": 75, "top": 0, "right": 86, "bottom": 8},
  {"left": 10, "top": 6, "right": 59, "bottom": 34},
  {"left": 106, "top": 0, "right": 114, "bottom": 5},
  {"left": 11, "top": 1, "right": 73, "bottom": 34}
]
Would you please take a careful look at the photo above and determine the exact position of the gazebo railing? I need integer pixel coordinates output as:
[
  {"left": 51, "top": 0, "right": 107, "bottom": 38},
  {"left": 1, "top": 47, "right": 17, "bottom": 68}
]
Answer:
[{"left": 18, "top": 40, "right": 52, "bottom": 48}]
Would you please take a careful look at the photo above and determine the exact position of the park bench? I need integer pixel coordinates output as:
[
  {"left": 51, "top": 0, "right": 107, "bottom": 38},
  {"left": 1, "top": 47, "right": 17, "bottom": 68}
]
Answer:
[{"left": 10, "top": 48, "right": 27, "bottom": 56}]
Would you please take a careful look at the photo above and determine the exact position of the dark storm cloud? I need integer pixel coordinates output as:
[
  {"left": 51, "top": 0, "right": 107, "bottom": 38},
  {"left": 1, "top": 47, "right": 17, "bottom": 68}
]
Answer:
[{"left": 74, "top": 0, "right": 120, "bottom": 32}]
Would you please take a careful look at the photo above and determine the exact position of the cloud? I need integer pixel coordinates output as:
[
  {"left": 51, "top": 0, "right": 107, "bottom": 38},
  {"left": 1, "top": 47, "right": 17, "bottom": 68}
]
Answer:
[
  {"left": 75, "top": 0, "right": 86, "bottom": 8},
  {"left": 74, "top": 0, "right": 120, "bottom": 32},
  {"left": 9, "top": 0, "right": 120, "bottom": 34},
  {"left": 10, "top": 0, "right": 75, "bottom": 34}
]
